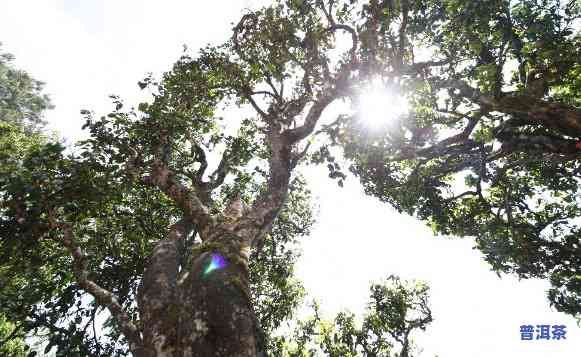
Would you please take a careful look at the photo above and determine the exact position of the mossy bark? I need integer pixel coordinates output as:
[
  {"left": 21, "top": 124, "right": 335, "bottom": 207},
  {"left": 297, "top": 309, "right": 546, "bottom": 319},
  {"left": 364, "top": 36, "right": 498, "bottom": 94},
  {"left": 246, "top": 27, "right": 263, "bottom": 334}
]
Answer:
[{"left": 136, "top": 231, "right": 260, "bottom": 357}]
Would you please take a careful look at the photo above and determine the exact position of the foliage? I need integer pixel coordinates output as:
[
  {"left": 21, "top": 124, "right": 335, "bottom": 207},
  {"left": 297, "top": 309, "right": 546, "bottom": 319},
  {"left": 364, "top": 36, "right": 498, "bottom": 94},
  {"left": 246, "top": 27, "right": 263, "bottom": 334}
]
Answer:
[
  {"left": 0, "top": 44, "right": 54, "bottom": 356},
  {"left": 321, "top": 0, "right": 581, "bottom": 317},
  {"left": 0, "top": 313, "right": 26, "bottom": 357},
  {"left": 250, "top": 177, "right": 315, "bottom": 350},
  {"left": 0, "top": 117, "right": 315, "bottom": 355},
  {"left": 276, "top": 276, "right": 432, "bottom": 357},
  {"left": 1, "top": 0, "right": 580, "bottom": 354},
  {"left": 0, "top": 43, "right": 52, "bottom": 132}
]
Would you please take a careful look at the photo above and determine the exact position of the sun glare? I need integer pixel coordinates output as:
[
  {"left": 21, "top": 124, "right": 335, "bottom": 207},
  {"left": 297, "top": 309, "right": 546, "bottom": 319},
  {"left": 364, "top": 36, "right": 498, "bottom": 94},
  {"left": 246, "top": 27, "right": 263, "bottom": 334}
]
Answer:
[{"left": 357, "top": 80, "right": 409, "bottom": 128}]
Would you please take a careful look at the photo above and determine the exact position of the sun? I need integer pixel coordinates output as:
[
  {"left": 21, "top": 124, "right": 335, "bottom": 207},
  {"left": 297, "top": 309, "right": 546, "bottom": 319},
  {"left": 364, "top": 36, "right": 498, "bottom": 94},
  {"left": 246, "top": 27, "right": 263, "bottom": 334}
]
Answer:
[{"left": 357, "top": 80, "right": 409, "bottom": 128}]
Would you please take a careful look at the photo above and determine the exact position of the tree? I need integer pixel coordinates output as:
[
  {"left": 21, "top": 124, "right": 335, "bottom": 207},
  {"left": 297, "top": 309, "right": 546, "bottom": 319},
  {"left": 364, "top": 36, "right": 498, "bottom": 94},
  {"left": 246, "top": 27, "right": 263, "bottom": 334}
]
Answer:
[
  {"left": 0, "top": 46, "right": 312, "bottom": 356},
  {"left": 1, "top": 114, "right": 315, "bottom": 356},
  {"left": 1, "top": 0, "right": 579, "bottom": 356},
  {"left": 336, "top": 0, "right": 581, "bottom": 317},
  {"left": 0, "top": 45, "right": 53, "bottom": 357},
  {"left": 281, "top": 276, "right": 432, "bottom": 357},
  {"left": 0, "top": 43, "right": 52, "bottom": 132}
]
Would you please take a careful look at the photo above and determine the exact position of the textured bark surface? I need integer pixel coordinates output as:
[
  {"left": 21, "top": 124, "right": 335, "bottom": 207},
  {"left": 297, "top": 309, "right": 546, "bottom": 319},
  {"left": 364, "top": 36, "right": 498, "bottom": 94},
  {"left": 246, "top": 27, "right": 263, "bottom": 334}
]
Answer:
[
  {"left": 137, "top": 239, "right": 180, "bottom": 356},
  {"left": 178, "top": 249, "right": 257, "bottom": 356},
  {"left": 137, "top": 229, "right": 259, "bottom": 357},
  {"left": 492, "top": 95, "right": 581, "bottom": 138}
]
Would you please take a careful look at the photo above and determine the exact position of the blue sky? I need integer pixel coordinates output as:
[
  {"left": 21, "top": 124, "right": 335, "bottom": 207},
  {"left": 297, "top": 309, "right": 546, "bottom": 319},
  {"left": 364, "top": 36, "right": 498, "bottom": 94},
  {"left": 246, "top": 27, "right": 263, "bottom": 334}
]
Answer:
[{"left": 1, "top": 1, "right": 579, "bottom": 356}]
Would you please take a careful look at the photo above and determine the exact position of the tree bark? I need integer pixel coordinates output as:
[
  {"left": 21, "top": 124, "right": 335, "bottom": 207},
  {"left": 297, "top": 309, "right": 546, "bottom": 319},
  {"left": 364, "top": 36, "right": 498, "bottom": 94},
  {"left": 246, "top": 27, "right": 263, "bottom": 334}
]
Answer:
[
  {"left": 490, "top": 95, "right": 581, "bottom": 138},
  {"left": 137, "top": 228, "right": 260, "bottom": 357}
]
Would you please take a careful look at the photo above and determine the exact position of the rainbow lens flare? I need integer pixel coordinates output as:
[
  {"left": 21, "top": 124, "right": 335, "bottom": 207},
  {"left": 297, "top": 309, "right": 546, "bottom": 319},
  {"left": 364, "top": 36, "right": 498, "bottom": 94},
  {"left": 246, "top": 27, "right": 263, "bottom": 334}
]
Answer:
[{"left": 203, "top": 253, "right": 227, "bottom": 276}]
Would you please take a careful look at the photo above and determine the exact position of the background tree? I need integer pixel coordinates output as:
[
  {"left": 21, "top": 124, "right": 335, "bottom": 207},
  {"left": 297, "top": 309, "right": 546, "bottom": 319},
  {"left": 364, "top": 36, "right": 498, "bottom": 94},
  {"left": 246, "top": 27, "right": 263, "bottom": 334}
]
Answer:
[
  {"left": 0, "top": 43, "right": 52, "bottom": 132},
  {"left": 279, "top": 276, "right": 432, "bottom": 357},
  {"left": 0, "top": 44, "right": 53, "bottom": 357},
  {"left": 2, "top": 0, "right": 579, "bottom": 356}
]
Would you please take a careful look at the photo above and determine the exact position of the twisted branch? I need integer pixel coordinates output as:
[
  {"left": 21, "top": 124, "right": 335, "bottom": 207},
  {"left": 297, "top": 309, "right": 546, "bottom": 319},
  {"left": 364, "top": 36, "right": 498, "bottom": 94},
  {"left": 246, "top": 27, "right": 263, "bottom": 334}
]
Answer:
[{"left": 46, "top": 216, "right": 143, "bottom": 354}]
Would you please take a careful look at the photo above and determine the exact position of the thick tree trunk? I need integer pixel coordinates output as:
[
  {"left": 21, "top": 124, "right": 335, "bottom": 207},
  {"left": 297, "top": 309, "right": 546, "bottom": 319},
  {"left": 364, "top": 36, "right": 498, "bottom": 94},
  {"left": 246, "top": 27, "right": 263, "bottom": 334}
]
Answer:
[{"left": 136, "top": 229, "right": 260, "bottom": 357}]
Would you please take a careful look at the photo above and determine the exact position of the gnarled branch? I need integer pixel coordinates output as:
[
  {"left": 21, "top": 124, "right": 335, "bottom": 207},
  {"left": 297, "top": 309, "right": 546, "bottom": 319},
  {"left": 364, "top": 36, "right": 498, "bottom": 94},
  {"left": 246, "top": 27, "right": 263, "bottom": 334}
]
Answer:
[
  {"left": 208, "top": 150, "right": 231, "bottom": 190},
  {"left": 285, "top": 95, "right": 336, "bottom": 143},
  {"left": 140, "top": 130, "right": 216, "bottom": 237},
  {"left": 191, "top": 141, "right": 208, "bottom": 184},
  {"left": 46, "top": 217, "right": 143, "bottom": 354}
]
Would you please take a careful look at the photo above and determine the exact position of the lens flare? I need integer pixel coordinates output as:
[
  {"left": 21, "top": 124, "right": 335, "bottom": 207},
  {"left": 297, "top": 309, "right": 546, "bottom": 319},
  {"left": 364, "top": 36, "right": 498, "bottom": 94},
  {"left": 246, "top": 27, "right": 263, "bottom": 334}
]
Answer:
[
  {"left": 203, "top": 253, "right": 227, "bottom": 276},
  {"left": 357, "top": 79, "right": 409, "bottom": 128}
]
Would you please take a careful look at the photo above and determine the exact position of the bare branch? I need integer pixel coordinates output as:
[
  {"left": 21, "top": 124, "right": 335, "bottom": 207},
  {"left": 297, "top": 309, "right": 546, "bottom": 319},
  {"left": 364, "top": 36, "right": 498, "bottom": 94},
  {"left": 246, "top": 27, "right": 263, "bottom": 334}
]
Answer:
[
  {"left": 290, "top": 141, "right": 312, "bottom": 169},
  {"left": 91, "top": 307, "right": 101, "bottom": 355},
  {"left": 140, "top": 130, "right": 216, "bottom": 235},
  {"left": 232, "top": 13, "right": 274, "bottom": 120},
  {"left": 444, "top": 190, "right": 479, "bottom": 203},
  {"left": 396, "top": 0, "right": 410, "bottom": 70},
  {"left": 436, "top": 79, "right": 581, "bottom": 138},
  {"left": 251, "top": 90, "right": 279, "bottom": 100},
  {"left": 141, "top": 161, "right": 215, "bottom": 234},
  {"left": 242, "top": 87, "right": 270, "bottom": 118},
  {"left": 191, "top": 142, "right": 208, "bottom": 183},
  {"left": 394, "top": 138, "right": 481, "bottom": 162},
  {"left": 137, "top": 217, "right": 194, "bottom": 354},
  {"left": 284, "top": 95, "right": 336, "bottom": 143},
  {"left": 429, "top": 113, "right": 481, "bottom": 148},
  {"left": 486, "top": 96, "right": 581, "bottom": 138},
  {"left": 279, "top": 80, "right": 285, "bottom": 99},
  {"left": 239, "top": 100, "right": 338, "bottom": 244},
  {"left": 317, "top": 0, "right": 336, "bottom": 25},
  {"left": 47, "top": 217, "right": 143, "bottom": 353},
  {"left": 264, "top": 74, "right": 281, "bottom": 100},
  {"left": 500, "top": 134, "right": 580, "bottom": 155},
  {"left": 228, "top": 124, "right": 293, "bottom": 248},
  {"left": 168, "top": 216, "right": 194, "bottom": 242},
  {"left": 326, "top": 24, "right": 359, "bottom": 65},
  {"left": 208, "top": 150, "right": 231, "bottom": 190}
]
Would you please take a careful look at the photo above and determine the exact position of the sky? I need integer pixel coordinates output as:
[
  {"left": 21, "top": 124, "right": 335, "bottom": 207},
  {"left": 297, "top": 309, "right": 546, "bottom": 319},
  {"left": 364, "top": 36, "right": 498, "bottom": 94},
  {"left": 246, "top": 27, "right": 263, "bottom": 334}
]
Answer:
[{"left": 1, "top": 1, "right": 579, "bottom": 356}]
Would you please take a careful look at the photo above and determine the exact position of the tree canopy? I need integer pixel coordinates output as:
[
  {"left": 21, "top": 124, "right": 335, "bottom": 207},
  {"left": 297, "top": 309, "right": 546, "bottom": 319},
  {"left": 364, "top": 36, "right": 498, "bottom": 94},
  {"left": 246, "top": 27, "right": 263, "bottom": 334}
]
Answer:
[
  {"left": 279, "top": 276, "right": 432, "bottom": 357},
  {"left": 334, "top": 0, "right": 581, "bottom": 316},
  {"left": 0, "top": 0, "right": 580, "bottom": 355},
  {"left": 0, "top": 43, "right": 52, "bottom": 132},
  {"left": 0, "top": 45, "right": 53, "bottom": 357}
]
